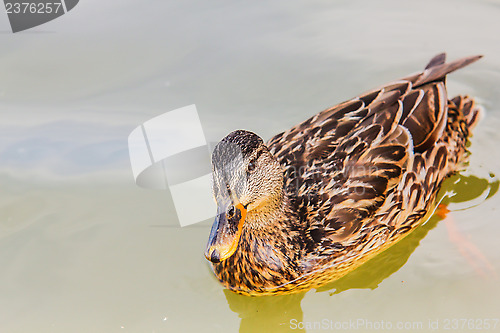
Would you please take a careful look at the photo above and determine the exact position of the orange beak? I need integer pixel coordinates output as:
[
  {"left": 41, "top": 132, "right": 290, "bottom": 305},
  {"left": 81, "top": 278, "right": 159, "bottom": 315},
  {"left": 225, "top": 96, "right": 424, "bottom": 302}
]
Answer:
[{"left": 205, "top": 203, "right": 247, "bottom": 263}]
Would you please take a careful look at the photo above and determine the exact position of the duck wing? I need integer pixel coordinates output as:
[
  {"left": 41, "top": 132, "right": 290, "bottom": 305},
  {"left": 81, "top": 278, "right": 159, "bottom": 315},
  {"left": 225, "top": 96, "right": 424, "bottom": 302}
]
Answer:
[{"left": 266, "top": 54, "right": 481, "bottom": 256}]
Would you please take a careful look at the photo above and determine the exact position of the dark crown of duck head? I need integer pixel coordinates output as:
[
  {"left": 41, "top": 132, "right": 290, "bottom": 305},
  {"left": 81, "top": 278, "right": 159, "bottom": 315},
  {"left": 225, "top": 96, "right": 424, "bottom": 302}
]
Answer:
[{"left": 212, "top": 130, "right": 264, "bottom": 169}]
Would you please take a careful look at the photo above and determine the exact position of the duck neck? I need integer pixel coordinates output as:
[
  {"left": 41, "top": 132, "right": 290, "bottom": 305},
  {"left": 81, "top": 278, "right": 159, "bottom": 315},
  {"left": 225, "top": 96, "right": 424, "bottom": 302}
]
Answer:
[
  {"left": 240, "top": 190, "right": 301, "bottom": 265},
  {"left": 245, "top": 192, "right": 285, "bottom": 227}
]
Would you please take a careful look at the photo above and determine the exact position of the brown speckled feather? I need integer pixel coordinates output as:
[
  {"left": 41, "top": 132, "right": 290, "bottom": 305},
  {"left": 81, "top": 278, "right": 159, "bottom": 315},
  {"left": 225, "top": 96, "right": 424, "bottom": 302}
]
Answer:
[{"left": 210, "top": 54, "right": 482, "bottom": 295}]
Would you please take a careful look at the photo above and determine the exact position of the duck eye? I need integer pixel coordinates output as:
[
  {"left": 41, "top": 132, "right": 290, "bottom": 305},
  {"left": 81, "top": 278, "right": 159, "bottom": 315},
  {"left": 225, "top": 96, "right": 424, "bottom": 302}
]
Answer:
[
  {"left": 248, "top": 161, "right": 256, "bottom": 172},
  {"left": 227, "top": 206, "right": 235, "bottom": 219}
]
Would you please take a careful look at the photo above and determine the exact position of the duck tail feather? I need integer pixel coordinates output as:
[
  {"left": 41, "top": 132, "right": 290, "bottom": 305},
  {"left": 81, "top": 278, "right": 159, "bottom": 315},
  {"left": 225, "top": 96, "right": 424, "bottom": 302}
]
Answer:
[
  {"left": 425, "top": 53, "right": 447, "bottom": 69},
  {"left": 414, "top": 54, "right": 483, "bottom": 87}
]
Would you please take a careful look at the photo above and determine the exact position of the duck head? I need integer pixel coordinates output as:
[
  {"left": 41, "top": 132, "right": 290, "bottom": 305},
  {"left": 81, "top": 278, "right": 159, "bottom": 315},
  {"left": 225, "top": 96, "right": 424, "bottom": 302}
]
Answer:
[{"left": 205, "top": 130, "right": 284, "bottom": 263}]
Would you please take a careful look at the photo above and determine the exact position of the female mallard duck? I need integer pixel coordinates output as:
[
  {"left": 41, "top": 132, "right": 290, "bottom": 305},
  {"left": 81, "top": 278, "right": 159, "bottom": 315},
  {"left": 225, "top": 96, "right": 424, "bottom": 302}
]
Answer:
[{"left": 205, "top": 53, "right": 482, "bottom": 296}]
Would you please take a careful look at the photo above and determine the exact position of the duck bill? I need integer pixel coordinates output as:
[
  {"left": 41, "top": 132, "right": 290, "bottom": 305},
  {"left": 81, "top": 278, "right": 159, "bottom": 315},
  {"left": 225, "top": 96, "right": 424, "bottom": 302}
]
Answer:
[{"left": 205, "top": 203, "right": 247, "bottom": 263}]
